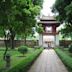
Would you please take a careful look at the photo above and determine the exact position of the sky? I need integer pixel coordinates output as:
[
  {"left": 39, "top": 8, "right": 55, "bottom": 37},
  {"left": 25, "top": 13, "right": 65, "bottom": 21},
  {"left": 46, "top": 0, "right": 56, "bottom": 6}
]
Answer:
[{"left": 41, "top": 0, "right": 56, "bottom": 16}]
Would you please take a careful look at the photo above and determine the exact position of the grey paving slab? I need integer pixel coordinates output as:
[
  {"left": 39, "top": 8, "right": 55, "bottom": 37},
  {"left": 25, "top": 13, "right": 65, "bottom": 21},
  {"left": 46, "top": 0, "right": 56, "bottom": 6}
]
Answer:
[{"left": 28, "top": 49, "right": 68, "bottom": 72}]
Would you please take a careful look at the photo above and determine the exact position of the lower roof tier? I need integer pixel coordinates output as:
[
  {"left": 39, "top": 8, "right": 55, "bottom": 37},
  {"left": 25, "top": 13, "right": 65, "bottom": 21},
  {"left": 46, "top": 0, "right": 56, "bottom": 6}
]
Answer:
[
  {"left": 38, "top": 21, "right": 60, "bottom": 27},
  {"left": 38, "top": 16, "right": 60, "bottom": 27}
]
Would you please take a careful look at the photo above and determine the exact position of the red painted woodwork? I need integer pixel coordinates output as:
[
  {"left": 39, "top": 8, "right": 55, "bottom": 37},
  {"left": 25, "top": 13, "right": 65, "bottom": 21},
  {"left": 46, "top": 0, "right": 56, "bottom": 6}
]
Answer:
[
  {"left": 52, "top": 25, "right": 56, "bottom": 33},
  {"left": 38, "top": 16, "right": 60, "bottom": 35}
]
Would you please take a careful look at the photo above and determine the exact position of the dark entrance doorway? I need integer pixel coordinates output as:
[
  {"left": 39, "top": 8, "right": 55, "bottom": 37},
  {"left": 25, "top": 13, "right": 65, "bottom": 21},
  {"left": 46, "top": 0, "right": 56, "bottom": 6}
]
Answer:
[{"left": 45, "top": 41, "right": 53, "bottom": 49}]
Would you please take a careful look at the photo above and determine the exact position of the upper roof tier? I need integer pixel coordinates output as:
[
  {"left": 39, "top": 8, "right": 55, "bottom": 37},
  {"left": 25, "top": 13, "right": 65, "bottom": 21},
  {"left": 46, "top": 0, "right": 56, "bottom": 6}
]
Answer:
[
  {"left": 38, "top": 16, "right": 60, "bottom": 27},
  {"left": 40, "top": 16, "right": 56, "bottom": 21}
]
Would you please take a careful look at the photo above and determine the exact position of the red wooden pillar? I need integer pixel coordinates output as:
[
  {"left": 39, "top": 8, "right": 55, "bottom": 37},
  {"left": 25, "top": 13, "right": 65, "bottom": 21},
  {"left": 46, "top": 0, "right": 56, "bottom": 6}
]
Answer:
[{"left": 52, "top": 25, "right": 56, "bottom": 34}]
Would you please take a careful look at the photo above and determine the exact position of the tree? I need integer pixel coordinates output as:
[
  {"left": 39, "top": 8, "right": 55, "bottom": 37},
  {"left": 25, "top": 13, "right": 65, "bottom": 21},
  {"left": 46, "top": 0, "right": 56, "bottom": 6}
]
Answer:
[
  {"left": 0, "top": 0, "right": 43, "bottom": 59},
  {"left": 65, "top": 2, "right": 72, "bottom": 24},
  {"left": 32, "top": 0, "right": 43, "bottom": 8},
  {"left": 14, "top": 0, "right": 42, "bottom": 45},
  {"left": 52, "top": 0, "right": 72, "bottom": 39},
  {"left": 36, "top": 24, "right": 44, "bottom": 34},
  {"left": 60, "top": 24, "right": 72, "bottom": 39},
  {"left": 52, "top": 0, "right": 72, "bottom": 23},
  {"left": 0, "top": 0, "right": 16, "bottom": 59}
]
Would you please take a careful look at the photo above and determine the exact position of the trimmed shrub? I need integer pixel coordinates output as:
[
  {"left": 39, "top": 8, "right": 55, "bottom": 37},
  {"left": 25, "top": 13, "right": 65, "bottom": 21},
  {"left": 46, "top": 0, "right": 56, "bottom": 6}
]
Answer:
[
  {"left": 18, "top": 46, "right": 28, "bottom": 56},
  {"left": 55, "top": 48, "right": 72, "bottom": 71},
  {"left": 8, "top": 48, "right": 43, "bottom": 72},
  {"left": 69, "top": 43, "right": 72, "bottom": 53}
]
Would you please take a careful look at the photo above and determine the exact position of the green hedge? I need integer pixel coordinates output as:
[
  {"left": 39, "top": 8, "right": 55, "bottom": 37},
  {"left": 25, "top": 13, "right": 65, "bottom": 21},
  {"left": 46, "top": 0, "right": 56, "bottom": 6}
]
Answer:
[
  {"left": 7, "top": 48, "right": 43, "bottom": 72},
  {"left": 55, "top": 48, "right": 72, "bottom": 71}
]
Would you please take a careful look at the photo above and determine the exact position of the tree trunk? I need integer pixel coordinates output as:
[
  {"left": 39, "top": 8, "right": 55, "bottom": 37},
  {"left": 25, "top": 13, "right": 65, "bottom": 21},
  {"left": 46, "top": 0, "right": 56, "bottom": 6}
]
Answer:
[
  {"left": 9, "top": 28, "right": 15, "bottom": 49},
  {"left": 24, "top": 35, "right": 26, "bottom": 45},
  {"left": 3, "top": 40, "right": 9, "bottom": 60},
  {"left": 10, "top": 38, "right": 14, "bottom": 49},
  {"left": 12, "top": 39, "right": 14, "bottom": 49},
  {"left": 3, "top": 31, "right": 8, "bottom": 60}
]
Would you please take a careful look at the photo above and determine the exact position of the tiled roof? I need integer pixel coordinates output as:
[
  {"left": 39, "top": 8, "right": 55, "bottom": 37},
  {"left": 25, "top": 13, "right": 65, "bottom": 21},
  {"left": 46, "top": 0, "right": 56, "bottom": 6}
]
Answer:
[
  {"left": 38, "top": 16, "right": 60, "bottom": 27},
  {"left": 39, "top": 21, "right": 60, "bottom": 24},
  {"left": 40, "top": 16, "right": 56, "bottom": 21}
]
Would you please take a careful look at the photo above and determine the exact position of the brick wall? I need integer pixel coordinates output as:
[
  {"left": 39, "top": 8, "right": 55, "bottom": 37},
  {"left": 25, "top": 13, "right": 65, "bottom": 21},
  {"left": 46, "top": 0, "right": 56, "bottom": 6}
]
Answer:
[
  {"left": 59, "top": 40, "right": 72, "bottom": 48},
  {"left": 0, "top": 40, "right": 38, "bottom": 48}
]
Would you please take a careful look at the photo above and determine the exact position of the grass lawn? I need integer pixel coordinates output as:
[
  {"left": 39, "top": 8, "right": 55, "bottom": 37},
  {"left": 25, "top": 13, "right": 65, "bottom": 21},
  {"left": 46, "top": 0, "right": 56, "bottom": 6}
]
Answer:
[
  {"left": 0, "top": 48, "right": 34, "bottom": 69},
  {"left": 0, "top": 47, "right": 43, "bottom": 72},
  {"left": 55, "top": 48, "right": 72, "bottom": 72}
]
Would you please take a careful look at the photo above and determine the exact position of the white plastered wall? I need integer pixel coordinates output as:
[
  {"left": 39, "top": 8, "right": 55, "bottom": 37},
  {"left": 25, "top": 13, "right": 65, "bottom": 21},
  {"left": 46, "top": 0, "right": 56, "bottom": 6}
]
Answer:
[
  {"left": 39, "top": 34, "right": 59, "bottom": 47},
  {"left": 39, "top": 34, "right": 43, "bottom": 46},
  {"left": 43, "top": 35, "right": 55, "bottom": 48}
]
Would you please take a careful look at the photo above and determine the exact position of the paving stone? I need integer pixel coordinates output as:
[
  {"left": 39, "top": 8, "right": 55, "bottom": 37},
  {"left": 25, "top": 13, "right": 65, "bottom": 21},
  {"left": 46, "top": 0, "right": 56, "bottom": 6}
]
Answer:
[{"left": 28, "top": 49, "right": 68, "bottom": 72}]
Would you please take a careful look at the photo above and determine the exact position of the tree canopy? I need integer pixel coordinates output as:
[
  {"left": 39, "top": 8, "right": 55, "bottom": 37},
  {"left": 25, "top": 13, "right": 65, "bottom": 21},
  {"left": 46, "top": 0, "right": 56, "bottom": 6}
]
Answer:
[
  {"left": 0, "top": 0, "right": 43, "bottom": 59},
  {"left": 52, "top": 0, "right": 72, "bottom": 39},
  {"left": 0, "top": 0, "right": 43, "bottom": 37}
]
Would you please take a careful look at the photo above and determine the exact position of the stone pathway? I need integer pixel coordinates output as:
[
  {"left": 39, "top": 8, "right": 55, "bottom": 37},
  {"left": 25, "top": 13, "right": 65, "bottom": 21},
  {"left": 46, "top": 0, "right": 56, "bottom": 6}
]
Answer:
[{"left": 28, "top": 49, "right": 68, "bottom": 72}]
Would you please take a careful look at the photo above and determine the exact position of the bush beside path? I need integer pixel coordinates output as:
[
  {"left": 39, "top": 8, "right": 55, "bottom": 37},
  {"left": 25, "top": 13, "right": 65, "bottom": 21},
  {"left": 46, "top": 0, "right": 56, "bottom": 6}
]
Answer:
[{"left": 55, "top": 48, "right": 72, "bottom": 72}]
